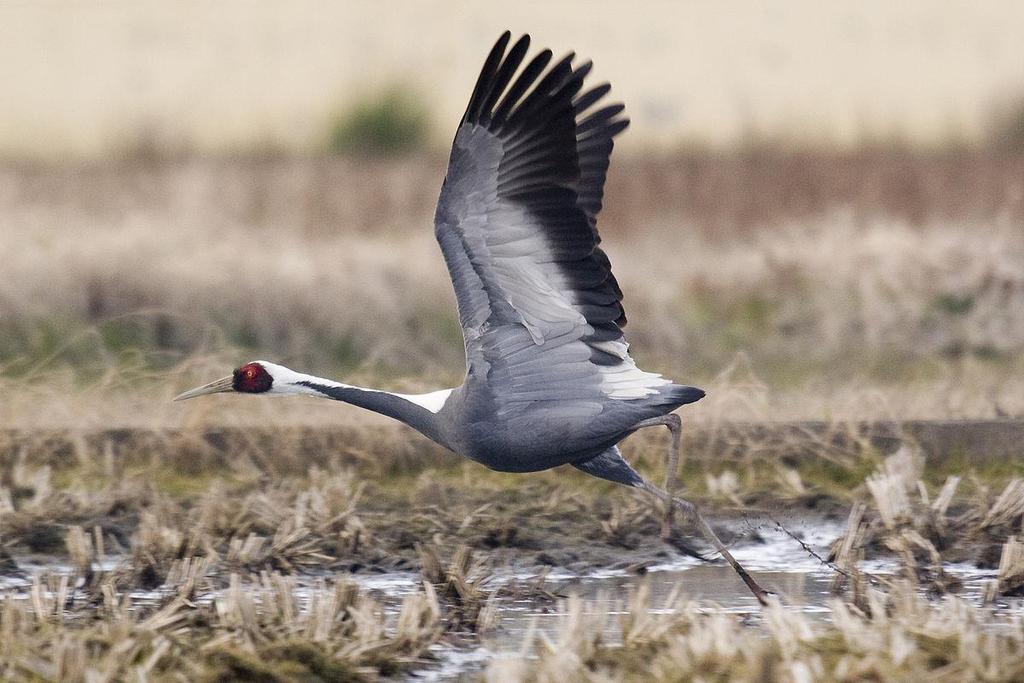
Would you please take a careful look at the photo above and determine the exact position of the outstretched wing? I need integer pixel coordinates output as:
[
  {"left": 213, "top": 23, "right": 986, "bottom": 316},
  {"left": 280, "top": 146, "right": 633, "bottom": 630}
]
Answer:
[{"left": 434, "top": 32, "right": 669, "bottom": 412}]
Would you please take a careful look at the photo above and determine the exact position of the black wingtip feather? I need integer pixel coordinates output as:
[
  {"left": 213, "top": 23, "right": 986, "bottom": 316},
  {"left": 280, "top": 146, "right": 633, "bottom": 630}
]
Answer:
[
  {"left": 506, "top": 53, "right": 577, "bottom": 128},
  {"left": 464, "top": 32, "right": 512, "bottom": 124},
  {"left": 493, "top": 48, "right": 552, "bottom": 126},
  {"left": 574, "top": 83, "right": 611, "bottom": 113},
  {"left": 577, "top": 104, "right": 626, "bottom": 135},
  {"left": 477, "top": 34, "right": 531, "bottom": 124},
  {"left": 574, "top": 60, "right": 593, "bottom": 81}
]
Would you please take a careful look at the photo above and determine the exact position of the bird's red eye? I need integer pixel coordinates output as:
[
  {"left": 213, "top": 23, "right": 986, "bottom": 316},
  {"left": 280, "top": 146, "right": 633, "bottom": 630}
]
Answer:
[{"left": 233, "top": 363, "right": 273, "bottom": 393}]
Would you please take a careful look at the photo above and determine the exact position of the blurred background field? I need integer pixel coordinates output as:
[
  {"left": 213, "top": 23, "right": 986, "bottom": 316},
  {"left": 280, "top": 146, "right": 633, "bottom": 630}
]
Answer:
[
  {"left": 4, "top": 1, "right": 1024, "bottom": 158},
  {"left": 1, "top": 1, "right": 1023, "bottom": 429},
  {"left": 3, "top": 152, "right": 1023, "bottom": 430},
  {"left": 3, "top": 5, "right": 1024, "bottom": 680}
]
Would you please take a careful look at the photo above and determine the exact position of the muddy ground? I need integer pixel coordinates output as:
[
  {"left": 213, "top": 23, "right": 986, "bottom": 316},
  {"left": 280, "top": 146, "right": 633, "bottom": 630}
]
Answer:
[{"left": 1, "top": 422, "right": 1023, "bottom": 680}]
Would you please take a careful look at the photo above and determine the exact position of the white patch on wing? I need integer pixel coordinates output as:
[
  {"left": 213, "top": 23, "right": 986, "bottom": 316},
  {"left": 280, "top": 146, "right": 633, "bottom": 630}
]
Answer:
[
  {"left": 395, "top": 389, "right": 453, "bottom": 414},
  {"left": 589, "top": 339, "right": 631, "bottom": 361},
  {"left": 598, "top": 360, "right": 670, "bottom": 399}
]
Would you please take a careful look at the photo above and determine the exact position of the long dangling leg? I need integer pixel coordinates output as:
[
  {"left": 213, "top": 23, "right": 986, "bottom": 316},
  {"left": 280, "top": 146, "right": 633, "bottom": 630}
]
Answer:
[
  {"left": 573, "top": 447, "right": 771, "bottom": 606},
  {"left": 632, "top": 414, "right": 682, "bottom": 538},
  {"left": 639, "top": 479, "right": 770, "bottom": 605}
]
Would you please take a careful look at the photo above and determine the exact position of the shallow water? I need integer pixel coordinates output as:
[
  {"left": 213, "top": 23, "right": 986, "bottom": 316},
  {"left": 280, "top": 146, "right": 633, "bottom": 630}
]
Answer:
[
  {"left": 0, "top": 520, "right": 1010, "bottom": 681},
  {"left": 413, "top": 520, "right": 1009, "bottom": 680}
]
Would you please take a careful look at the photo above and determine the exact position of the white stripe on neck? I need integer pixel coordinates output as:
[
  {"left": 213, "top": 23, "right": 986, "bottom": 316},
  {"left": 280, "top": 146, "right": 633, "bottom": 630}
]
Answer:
[
  {"left": 256, "top": 361, "right": 452, "bottom": 414},
  {"left": 394, "top": 389, "right": 453, "bottom": 413}
]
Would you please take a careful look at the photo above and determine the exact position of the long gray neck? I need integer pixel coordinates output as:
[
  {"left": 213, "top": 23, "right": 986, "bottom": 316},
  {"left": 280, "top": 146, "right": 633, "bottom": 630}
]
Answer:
[
  {"left": 278, "top": 374, "right": 446, "bottom": 448},
  {"left": 297, "top": 381, "right": 440, "bottom": 439},
  {"left": 258, "top": 363, "right": 452, "bottom": 444}
]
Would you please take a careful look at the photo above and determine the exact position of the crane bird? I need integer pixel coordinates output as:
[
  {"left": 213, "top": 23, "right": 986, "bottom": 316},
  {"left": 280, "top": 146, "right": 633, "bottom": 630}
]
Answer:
[{"left": 175, "top": 32, "right": 769, "bottom": 604}]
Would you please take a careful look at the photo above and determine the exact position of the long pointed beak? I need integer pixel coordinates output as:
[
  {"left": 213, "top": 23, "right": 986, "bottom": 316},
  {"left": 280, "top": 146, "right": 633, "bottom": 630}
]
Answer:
[{"left": 173, "top": 376, "right": 234, "bottom": 401}]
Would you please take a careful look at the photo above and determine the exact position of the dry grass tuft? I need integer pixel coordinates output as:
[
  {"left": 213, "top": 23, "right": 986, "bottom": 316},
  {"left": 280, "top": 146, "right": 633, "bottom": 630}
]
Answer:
[
  {"left": 827, "top": 447, "right": 1024, "bottom": 600},
  {"left": 488, "top": 582, "right": 1024, "bottom": 682},
  {"left": 417, "top": 544, "right": 497, "bottom": 632},
  {"left": 0, "top": 571, "right": 444, "bottom": 681}
]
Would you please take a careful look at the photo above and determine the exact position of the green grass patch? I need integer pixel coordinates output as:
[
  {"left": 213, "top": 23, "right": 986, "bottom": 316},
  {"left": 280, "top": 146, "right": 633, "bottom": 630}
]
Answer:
[{"left": 328, "top": 87, "right": 431, "bottom": 156}]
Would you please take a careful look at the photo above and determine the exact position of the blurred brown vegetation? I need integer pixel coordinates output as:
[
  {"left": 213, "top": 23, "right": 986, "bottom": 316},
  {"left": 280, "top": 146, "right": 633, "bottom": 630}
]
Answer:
[{"left": 1, "top": 148, "right": 1022, "bottom": 425}]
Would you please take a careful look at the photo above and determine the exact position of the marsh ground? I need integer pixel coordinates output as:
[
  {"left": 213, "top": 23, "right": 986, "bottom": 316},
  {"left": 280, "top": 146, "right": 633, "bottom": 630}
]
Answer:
[
  {"left": 1, "top": 420, "right": 1023, "bottom": 680},
  {"left": 1, "top": 150, "right": 1023, "bottom": 679}
]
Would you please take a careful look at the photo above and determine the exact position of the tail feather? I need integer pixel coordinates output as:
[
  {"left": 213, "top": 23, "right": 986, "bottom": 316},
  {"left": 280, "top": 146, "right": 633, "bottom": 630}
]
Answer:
[
  {"left": 674, "top": 384, "right": 705, "bottom": 405},
  {"left": 652, "top": 384, "right": 704, "bottom": 408}
]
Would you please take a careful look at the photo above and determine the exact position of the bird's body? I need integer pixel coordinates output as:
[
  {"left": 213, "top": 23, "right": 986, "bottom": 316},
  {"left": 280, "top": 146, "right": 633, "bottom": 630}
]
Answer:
[
  {"left": 246, "top": 360, "right": 696, "bottom": 477},
  {"left": 176, "top": 32, "right": 769, "bottom": 604}
]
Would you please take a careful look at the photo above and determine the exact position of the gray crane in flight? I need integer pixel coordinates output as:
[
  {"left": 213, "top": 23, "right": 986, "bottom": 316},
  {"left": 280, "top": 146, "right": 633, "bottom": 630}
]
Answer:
[{"left": 175, "top": 32, "right": 769, "bottom": 604}]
